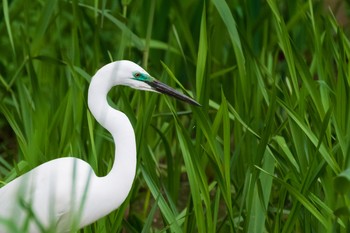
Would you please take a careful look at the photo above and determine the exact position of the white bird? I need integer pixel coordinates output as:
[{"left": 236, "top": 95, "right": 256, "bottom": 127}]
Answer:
[{"left": 0, "top": 60, "right": 199, "bottom": 233}]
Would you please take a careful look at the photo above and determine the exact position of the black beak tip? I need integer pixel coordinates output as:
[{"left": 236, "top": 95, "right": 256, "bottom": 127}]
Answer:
[
  {"left": 147, "top": 80, "right": 202, "bottom": 107},
  {"left": 191, "top": 100, "right": 201, "bottom": 107}
]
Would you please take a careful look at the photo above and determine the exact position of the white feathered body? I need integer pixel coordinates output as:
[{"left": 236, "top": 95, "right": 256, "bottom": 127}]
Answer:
[{"left": 0, "top": 157, "right": 97, "bottom": 232}]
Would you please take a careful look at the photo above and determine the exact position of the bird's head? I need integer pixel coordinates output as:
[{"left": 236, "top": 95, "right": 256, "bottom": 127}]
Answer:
[{"left": 101, "top": 60, "right": 200, "bottom": 106}]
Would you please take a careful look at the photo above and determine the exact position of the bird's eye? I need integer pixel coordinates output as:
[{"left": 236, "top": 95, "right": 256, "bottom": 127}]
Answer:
[{"left": 135, "top": 73, "right": 140, "bottom": 77}]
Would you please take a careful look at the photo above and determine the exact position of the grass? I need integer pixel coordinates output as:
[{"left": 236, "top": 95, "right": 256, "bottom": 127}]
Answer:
[{"left": 1, "top": 0, "right": 350, "bottom": 232}]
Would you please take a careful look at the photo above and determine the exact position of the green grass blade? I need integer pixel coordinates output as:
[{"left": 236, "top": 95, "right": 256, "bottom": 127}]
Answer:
[{"left": 2, "top": 0, "right": 16, "bottom": 56}]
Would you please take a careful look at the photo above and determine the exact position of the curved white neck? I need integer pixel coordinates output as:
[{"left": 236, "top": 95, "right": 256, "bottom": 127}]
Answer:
[{"left": 87, "top": 74, "right": 137, "bottom": 211}]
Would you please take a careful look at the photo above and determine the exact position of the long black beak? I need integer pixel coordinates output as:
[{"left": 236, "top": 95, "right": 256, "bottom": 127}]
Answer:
[{"left": 146, "top": 80, "right": 201, "bottom": 106}]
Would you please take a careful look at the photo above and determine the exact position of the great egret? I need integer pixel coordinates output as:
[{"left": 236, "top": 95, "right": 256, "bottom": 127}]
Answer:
[{"left": 0, "top": 60, "right": 199, "bottom": 233}]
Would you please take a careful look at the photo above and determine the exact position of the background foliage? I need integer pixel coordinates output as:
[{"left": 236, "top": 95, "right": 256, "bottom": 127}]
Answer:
[{"left": 1, "top": 0, "right": 350, "bottom": 232}]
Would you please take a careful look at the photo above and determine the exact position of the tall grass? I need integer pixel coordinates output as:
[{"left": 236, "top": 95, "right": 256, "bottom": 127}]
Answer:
[{"left": 1, "top": 0, "right": 350, "bottom": 232}]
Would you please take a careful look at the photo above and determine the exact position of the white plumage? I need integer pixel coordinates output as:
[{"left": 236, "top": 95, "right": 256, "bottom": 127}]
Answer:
[{"left": 0, "top": 60, "right": 199, "bottom": 232}]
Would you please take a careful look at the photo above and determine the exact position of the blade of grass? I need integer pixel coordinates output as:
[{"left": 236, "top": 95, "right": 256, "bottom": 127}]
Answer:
[
  {"left": 277, "top": 98, "right": 340, "bottom": 173},
  {"left": 2, "top": 0, "right": 16, "bottom": 56}
]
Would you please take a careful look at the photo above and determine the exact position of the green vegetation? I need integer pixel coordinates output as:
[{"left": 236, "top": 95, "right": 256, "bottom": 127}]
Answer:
[{"left": 1, "top": 0, "right": 350, "bottom": 232}]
